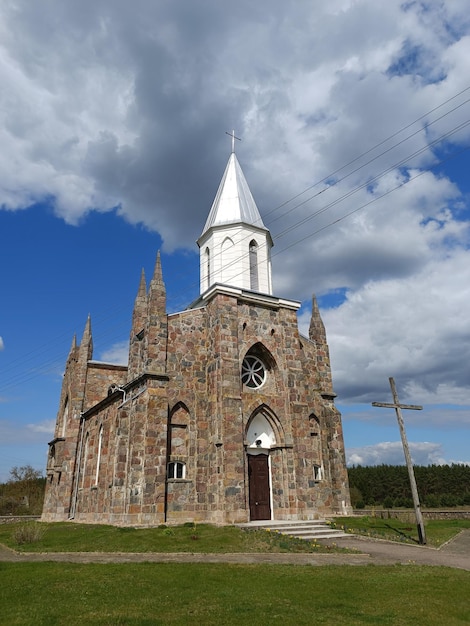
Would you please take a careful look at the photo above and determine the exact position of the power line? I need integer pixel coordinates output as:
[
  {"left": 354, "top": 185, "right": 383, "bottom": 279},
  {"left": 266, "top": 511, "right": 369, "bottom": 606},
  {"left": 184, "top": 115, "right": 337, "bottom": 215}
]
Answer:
[{"left": 1, "top": 86, "right": 470, "bottom": 393}]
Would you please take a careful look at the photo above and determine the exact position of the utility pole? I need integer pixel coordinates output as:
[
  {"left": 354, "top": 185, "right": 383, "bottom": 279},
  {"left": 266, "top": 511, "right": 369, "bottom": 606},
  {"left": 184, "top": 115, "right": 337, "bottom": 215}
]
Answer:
[{"left": 372, "top": 377, "right": 426, "bottom": 545}]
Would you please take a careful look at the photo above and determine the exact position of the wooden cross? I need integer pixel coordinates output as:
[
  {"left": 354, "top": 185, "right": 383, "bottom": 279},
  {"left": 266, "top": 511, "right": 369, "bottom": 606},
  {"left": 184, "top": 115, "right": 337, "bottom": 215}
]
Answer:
[
  {"left": 225, "top": 129, "right": 241, "bottom": 153},
  {"left": 372, "top": 377, "right": 426, "bottom": 545}
]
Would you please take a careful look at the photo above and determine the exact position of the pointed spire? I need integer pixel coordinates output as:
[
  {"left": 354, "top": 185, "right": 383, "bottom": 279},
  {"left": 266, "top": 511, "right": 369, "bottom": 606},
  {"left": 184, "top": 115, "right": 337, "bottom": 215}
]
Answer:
[
  {"left": 145, "top": 251, "right": 167, "bottom": 374},
  {"left": 131, "top": 268, "right": 147, "bottom": 330},
  {"left": 68, "top": 334, "right": 77, "bottom": 356},
  {"left": 148, "top": 251, "right": 166, "bottom": 315},
  {"left": 309, "top": 295, "right": 327, "bottom": 346},
  {"left": 200, "top": 152, "right": 267, "bottom": 238},
  {"left": 137, "top": 268, "right": 147, "bottom": 298},
  {"left": 79, "top": 315, "right": 93, "bottom": 361},
  {"left": 149, "top": 251, "right": 165, "bottom": 291}
]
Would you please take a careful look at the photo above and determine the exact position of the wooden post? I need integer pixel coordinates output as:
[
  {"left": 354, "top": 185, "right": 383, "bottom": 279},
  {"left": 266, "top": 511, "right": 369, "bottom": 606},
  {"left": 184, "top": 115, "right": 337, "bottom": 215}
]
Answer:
[{"left": 372, "top": 377, "right": 426, "bottom": 545}]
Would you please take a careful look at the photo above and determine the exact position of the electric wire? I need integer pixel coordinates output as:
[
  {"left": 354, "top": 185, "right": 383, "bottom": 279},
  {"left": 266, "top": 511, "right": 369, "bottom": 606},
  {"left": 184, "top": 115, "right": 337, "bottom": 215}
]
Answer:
[{"left": 1, "top": 87, "right": 470, "bottom": 394}]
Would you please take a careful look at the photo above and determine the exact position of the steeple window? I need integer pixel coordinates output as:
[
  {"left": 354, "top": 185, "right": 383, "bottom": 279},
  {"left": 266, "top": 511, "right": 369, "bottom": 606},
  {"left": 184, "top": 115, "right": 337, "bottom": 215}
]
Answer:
[
  {"left": 249, "top": 240, "right": 259, "bottom": 291},
  {"left": 205, "top": 247, "right": 211, "bottom": 289}
]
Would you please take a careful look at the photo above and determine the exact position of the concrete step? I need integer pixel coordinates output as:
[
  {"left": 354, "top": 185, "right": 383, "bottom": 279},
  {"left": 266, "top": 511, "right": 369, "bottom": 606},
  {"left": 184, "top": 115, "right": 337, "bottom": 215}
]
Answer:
[{"left": 239, "top": 519, "right": 349, "bottom": 541}]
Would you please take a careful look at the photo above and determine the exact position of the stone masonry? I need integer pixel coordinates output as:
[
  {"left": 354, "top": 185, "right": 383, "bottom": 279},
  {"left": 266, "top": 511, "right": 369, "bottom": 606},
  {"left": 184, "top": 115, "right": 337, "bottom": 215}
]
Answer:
[{"left": 42, "top": 153, "right": 351, "bottom": 526}]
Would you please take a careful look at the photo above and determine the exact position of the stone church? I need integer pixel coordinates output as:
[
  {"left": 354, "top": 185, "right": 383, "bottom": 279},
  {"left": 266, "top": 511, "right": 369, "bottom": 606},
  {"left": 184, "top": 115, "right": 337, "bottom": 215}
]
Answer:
[{"left": 42, "top": 149, "right": 351, "bottom": 525}]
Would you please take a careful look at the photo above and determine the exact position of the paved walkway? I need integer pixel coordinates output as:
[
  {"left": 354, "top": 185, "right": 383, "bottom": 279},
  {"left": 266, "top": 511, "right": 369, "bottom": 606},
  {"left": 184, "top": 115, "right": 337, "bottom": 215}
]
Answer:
[{"left": 1, "top": 530, "right": 468, "bottom": 570}]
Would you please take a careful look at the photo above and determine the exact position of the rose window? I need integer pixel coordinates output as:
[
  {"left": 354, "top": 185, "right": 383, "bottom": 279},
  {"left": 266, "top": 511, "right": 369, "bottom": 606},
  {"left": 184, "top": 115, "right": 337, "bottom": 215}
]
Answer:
[{"left": 241, "top": 355, "right": 266, "bottom": 389}]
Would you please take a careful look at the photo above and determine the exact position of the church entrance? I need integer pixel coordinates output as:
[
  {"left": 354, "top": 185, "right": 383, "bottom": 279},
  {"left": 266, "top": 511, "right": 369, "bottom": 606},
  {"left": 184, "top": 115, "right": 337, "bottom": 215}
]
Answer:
[{"left": 248, "top": 453, "right": 271, "bottom": 521}]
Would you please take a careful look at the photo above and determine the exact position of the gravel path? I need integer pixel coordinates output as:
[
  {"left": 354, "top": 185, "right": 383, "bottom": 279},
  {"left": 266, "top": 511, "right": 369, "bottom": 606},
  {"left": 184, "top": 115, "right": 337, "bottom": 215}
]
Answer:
[{"left": 1, "top": 530, "right": 468, "bottom": 570}]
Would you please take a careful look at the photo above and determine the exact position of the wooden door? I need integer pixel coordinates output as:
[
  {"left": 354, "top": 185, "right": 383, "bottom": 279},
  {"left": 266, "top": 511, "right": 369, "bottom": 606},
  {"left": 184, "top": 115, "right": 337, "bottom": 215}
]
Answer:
[{"left": 248, "top": 453, "right": 271, "bottom": 521}]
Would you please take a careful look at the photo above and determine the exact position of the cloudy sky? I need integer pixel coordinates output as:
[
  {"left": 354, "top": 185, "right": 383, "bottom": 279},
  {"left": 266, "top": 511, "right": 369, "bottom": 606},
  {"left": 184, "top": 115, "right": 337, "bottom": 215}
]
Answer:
[{"left": 1, "top": 0, "right": 469, "bottom": 481}]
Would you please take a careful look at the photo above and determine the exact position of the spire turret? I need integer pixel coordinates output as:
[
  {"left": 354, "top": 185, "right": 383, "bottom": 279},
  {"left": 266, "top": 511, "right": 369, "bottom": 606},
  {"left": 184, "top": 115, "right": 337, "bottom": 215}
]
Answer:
[
  {"left": 78, "top": 315, "right": 93, "bottom": 363},
  {"left": 146, "top": 251, "right": 167, "bottom": 374},
  {"left": 309, "top": 295, "right": 334, "bottom": 397},
  {"left": 128, "top": 269, "right": 148, "bottom": 382},
  {"left": 309, "top": 295, "right": 327, "bottom": 347}
]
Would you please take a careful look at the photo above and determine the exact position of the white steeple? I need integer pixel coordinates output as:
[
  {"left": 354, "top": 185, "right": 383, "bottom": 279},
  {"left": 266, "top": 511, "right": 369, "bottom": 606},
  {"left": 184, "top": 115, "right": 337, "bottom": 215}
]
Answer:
[{"left": 197, "top": 150, "right": 273, "bottom": 296}]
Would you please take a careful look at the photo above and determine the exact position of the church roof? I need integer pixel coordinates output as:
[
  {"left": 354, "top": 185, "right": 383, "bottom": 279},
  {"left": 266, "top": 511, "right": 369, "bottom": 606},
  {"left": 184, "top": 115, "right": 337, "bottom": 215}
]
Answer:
[{"left": 200, "top": 152, "right": 267, "bottom": 238}]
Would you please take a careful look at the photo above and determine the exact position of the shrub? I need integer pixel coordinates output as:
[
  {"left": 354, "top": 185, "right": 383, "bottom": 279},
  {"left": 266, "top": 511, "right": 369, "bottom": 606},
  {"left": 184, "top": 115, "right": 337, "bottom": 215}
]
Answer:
[
  {"left": 355, "top": 500, "right": 365, "bottom": 509},
  {"left": 12, "top": 522, "right": 46, "bottom": 545}
]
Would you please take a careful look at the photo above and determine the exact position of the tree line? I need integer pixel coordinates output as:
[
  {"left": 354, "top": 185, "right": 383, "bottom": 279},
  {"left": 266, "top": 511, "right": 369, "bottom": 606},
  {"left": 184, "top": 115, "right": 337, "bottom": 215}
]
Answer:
[
  {"left": 348, "top": 463, "right": 470, "bottom": 509},
  {"left": 1, "top": 463, "right": 469, "bottom": 515},
  {"left": 0, "top": 466, "right": 46, "bottom": 515}
]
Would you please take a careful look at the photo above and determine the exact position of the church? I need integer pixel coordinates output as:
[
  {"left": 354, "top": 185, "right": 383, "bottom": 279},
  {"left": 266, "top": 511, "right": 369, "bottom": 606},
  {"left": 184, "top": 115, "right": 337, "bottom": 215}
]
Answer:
[{"left": 42, "top": 147, "right": 351, "bottom": 525}]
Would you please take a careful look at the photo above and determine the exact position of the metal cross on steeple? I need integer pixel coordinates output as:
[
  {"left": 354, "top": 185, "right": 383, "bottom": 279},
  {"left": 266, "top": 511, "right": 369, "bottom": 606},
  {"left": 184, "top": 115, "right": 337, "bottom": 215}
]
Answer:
[
  {"left": 225, "top": 129, "right": 241, "bottom": 153},
  {"left": 372, "top": 377, "right": 426, "bottom": 545}
]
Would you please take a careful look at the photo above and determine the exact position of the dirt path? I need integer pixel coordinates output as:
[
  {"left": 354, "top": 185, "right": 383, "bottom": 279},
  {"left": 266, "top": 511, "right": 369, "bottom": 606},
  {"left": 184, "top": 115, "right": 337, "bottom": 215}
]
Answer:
[{"left": 1, "top": 531, "right": 468, "bottom": 570}]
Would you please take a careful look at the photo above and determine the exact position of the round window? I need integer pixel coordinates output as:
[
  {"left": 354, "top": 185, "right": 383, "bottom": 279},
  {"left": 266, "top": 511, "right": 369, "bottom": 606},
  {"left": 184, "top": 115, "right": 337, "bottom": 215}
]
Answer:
[{"left": 241, "top": 355, "right": 266, "bottom": 389}]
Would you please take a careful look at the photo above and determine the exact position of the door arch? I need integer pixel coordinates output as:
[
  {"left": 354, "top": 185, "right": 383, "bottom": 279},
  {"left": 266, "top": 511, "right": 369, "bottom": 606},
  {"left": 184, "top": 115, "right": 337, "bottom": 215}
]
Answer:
[{"left": 246, "top": 411, "right": 276, "bottom": 521}]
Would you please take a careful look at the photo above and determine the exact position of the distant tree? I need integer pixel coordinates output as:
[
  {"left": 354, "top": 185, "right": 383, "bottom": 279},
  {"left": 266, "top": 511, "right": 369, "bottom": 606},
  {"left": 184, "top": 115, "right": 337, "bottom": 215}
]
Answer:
[
  {"left": 9, "top": 465, "right": 44, "bottom": 483},
  {"left": 0, "top": 465, "right": 46, "bottom": 515},
  {"left": 348, "top": 464, "right": 470, "bottom": 509}
]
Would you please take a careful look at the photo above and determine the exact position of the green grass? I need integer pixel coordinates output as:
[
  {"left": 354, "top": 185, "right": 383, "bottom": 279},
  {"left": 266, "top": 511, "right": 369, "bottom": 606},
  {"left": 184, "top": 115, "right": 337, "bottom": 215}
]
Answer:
[
  {"left": 0, "top": 521, "right": 350, "bottom": 554},
  {"left": 0, "top": 562, "right": 468, "bottom": 625},
  {"left": 330, "top": 516, "right": 470, "bottom": 546}
]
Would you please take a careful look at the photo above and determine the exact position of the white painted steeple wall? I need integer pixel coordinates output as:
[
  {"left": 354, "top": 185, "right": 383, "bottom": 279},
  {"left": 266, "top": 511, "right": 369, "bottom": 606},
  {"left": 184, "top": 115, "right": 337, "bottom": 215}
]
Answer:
[{"left": 197, "top": 152, "right": 273, "bottom": 296}]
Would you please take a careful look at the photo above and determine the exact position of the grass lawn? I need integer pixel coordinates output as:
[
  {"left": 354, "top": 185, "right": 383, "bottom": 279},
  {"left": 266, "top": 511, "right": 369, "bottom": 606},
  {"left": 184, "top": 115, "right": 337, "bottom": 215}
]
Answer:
[
  {"left": 330, "top": 516, "right": 470, "bottom": 547},
  {"left": 0, "top": 521, "right": 350, "bottom": 554},
  {"left": 0, "top": 562, "right": 468, "bottom": 625}
]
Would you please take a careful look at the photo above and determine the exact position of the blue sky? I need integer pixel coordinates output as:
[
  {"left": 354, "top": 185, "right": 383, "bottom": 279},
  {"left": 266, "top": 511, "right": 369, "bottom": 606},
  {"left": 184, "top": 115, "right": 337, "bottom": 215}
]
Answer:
[{"left": 1, "top": 0, "right": 470, "bottom": 481}]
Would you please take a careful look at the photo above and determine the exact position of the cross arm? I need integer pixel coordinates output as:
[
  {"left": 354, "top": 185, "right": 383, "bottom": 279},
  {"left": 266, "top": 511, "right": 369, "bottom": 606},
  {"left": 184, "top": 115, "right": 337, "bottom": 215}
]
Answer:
[{"left": 372, "top": 402, "right": 423, "bottom": 410}]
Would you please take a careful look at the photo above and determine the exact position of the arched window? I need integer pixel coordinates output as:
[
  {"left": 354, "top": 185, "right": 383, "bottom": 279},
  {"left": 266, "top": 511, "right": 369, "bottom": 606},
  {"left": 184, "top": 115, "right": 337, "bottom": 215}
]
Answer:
[
  {"left": 309, "top": 414, "right": 323, "bottom": 481},
  {"left": 246, "top": 413, "right": 276, "bottom": 449},
  {"left": 242, "top": 355, "right": 266, "bottom": 389},
  {"left": 95, "top": 425, "right": 103, "bottom": 485},
  {"left": 249, "top": 240, "right": 259, "bottom": 291},
  {"left": 61, "top": 396, "right": 69, "bottom": 438},
  {"left": 309, "top": 414, "right": 320, "bottom": 437},
  {"left": 167, "top": 461, "right": 186, "bottom": 479},
  {"left": 169, "top": 403, "right": 190, "bottom": 457},
  {"left": 241, "top": 343, "right": 276, "bottom": 390},
  {"left": 81, "top": 432, "right": 89, "bottom": 488},
  {"left": 221, "top": 237, "right": 235, "bottom": 284},
  {"left": 205, "top": 247, "right": 211, "bottom": 288}
]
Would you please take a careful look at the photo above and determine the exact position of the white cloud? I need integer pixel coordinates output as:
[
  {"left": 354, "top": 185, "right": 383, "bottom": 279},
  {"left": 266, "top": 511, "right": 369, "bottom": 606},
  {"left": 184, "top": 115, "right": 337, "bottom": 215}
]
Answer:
[
  {"left": 100, "top": 341, "right": 129, "bottom": 366},
  {"left": 347, "top": 441, "right": 447, "bottom": 467},
  {"left": 318, "top": 248, "right": 470, "bottom": 404},
  {"left": 27, "top": 419, "right": 56, "bottom": 435},
  {"left": 0, "top": 419, "right": 54, "bottom": 444},
  {"left": 0, "top": 0, "right": 469, "bottom": 251},
  {"left": 0, "top": 337, "right": 4, "bottom": 351},
  {"left": 0, "top": 1, "right": 469, "bottom": 430}
]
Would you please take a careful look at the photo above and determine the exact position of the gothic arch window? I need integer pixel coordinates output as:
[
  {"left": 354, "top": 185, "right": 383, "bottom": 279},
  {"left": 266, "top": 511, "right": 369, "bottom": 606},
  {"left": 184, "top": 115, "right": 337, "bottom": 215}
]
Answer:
[
  {"left": 221, "top": 237, "right": 235, "bottom": 284},
  {"left": 249, "top": 239, "right": 259, "bottom": 291},
  {"left": 309, "top": 413, "right": 323, "bottom": 481},
  {"left": 81, "top": 432, "right": 89, "bottom": 488},
  {"left": 242, "top": 355, "right": 266, "bottom": 388},
  {"left": 309, "top": 414, "right": 320, "bottom": 437},
  {"left": 241, "top": 343, "right": 276, "bottom": 390},
  {"left": 61, "top": 396, "right": 69, "bottom": 438},
  {"left": 246, "top": 413, "right": 276, "bottom": 449},
  {"left": 169, "top": 403, "right": 190, "bottom": 475},
  {"left": 246, "top": 404, "right": 285, "bottom": 449},
  {"left": 95, "top": 425, "right": 103, "bottom": 485}
]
